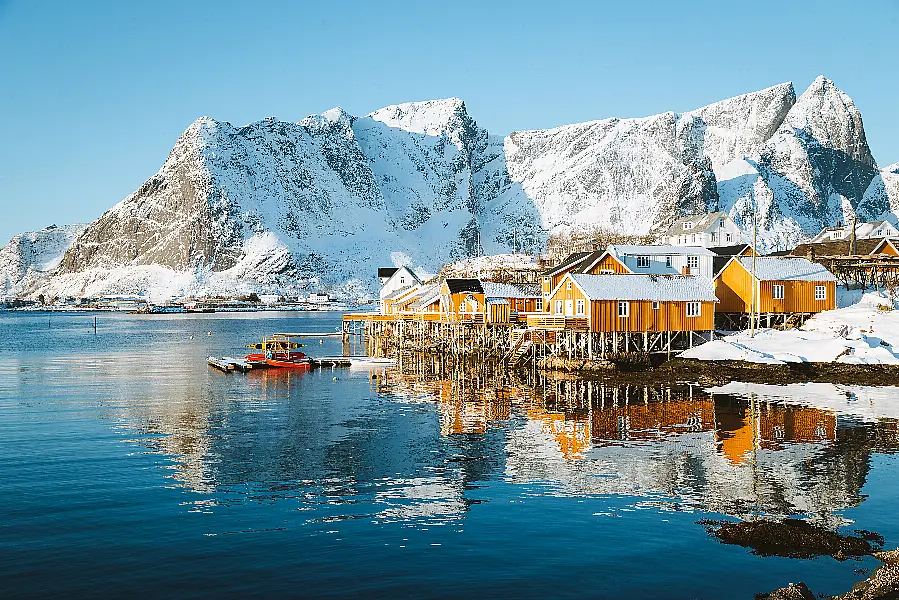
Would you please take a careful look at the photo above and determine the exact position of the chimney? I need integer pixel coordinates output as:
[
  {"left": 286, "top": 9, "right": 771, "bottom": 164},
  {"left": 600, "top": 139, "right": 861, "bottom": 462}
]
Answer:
[{"left": 681, "top": 266, "right": 691, "bottom": 275}]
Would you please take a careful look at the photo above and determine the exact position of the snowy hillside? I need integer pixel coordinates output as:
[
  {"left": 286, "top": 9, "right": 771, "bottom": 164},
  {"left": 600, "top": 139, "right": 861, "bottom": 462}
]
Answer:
[
  {"left": 10, "top": 76, "right": 896, "bottom": 298},
  {"left": 0, "top": 224, "right": 85, "bottom": 297}
]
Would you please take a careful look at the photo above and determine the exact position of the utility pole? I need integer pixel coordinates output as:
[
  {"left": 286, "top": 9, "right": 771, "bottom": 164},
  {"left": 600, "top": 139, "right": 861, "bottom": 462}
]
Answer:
[
  {"left": 849, "top": 214, "right": 858, "bottom": 256},
  {"left": 750, "top": 193, "right": 759, "bottom": 337}
]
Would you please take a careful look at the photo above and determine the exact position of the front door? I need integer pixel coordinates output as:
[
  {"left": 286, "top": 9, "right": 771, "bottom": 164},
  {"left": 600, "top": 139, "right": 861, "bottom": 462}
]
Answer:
[{"left": 565, "top": 300, "right": 574, "bottom": 316}]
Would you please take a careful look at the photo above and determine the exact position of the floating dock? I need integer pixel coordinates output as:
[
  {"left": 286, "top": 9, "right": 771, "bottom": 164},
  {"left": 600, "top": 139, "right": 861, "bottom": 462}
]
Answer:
[{"left": 207, "top": 356, "right": 235, "bottom": 372}]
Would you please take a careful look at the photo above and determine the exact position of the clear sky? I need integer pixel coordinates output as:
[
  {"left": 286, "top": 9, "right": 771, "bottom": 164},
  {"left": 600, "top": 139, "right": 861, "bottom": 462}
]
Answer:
[{"left": 1, "top": 0, "right": 897, "bottom": 244}]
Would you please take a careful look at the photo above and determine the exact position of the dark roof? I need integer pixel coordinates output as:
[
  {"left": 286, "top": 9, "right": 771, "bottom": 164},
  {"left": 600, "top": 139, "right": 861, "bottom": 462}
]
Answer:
[
  {"left": 541, "top": 251, "right": 592, "bottom": 276},
  {"left": 445, "top": 278, "right": 484, "bottom": 294},
  {"left": 712, "top": 256, "right": 730, "bottom": 276},
  {"left": 790, "top": 238, "right": 886, "bottom": 258},
  {"left": 378, "top": 267, "right": 399, "bottom": 279},
  {"left": 765, "top": 250, "right": 792, "bottom": 257},
  {"left": 710, "top": 243, "right": 753, "bottom": 257}
]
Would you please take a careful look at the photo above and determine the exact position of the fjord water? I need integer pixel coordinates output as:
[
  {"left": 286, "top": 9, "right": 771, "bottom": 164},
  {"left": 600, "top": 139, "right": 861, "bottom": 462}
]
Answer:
[{"left": 2, "top": 312, "right": 899, "bottom": 598}]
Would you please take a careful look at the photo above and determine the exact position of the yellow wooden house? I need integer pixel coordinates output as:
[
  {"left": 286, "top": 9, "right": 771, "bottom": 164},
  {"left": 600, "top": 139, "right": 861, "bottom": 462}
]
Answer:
[{"left": 715, "top": 257, "right": 837, "bottom": 314}]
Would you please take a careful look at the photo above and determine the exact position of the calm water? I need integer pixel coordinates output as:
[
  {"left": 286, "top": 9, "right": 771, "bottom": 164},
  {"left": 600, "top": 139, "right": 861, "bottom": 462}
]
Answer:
[{"left": 2, "top": 311, "right": 899, "bottom": 598}]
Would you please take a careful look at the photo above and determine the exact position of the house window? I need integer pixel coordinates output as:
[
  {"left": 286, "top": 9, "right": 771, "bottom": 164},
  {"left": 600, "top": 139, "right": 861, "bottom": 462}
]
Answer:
[
  {"left": 710, "top": 233, "right": 716, "bottom": 243},
  {"left": 566, "top": 281, "right": 572, "bottom": 290},
  {"left": 686, "top": 302, "right": 701, "bottom": 317},
  {"left": 400, "top": 277, "right": 405, "bottom": 284},
  {"left": 536, "top": 298, "right": 543, "bottom": 311},
  {"left": 687, "top": 256, "right": 699, "bottom": 270},
  {"left": 691, "top": 234, "right": 696, "bottom": 244},
  {"left": 599, "top": 269, "right": 614, "bottom": 274},
  {"left": 726, "top": 233, "right": 732, "bottom": 243},
  {"left": 877, "top": 229, "right": 883, "bottom": 236},
  {"left": 683, "top": 222, "right": 694, "bottom": 230},
  {"left": 834, "top": 231, "right": 843, "bottom": 239},
  {"left": 576, "top": 299, "right": 585, "bottom": 315},
  {"left": 665, "top": 256, "right": 672, "bottom": 268},
  {"left": 636, "top": 256, "right": 650, "bottom": 268},
  {"left": 815, "top": 285, "right": 827, "bottom": 301},
  {"left": 772, "top": 284, "right": 784, "bottom": 300},
  {"left": 618, "top": 301, "right": 629, "bottom": 318},
  {"left": 652, "top": 301, "right": 660, "bottom": 310},
  {"left": 555, "top": 300, "right": 563, "bottom": 314},
  {"left": 719, "top": 218, "right": 725, "bottom": 228}
]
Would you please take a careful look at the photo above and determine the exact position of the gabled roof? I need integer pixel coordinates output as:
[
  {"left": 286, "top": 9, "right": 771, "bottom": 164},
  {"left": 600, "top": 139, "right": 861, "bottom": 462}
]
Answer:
[
  {"left": 710, "top": 244, "right": 754, "bottom": 257},
  {"left": 378, "top": 267, "right": 399, "bottom": 279},
  {"left": 572, "top": 249, "right": 631, "bottom": 274},
  {"left": 661, "top": 212, "right": 732, "bottom": 237},
  {"left": 541, "top": 251, "right": 592, "bottom": 277},
  {"left": 382, "top": 265, "right": 421, "bottom": 287},
  {"left": 790, "top": 238, "right": 887, "bottom": 257},
  {"left": 407, "top": 284, "right": 441, "bottom": 310},
  {"left": 733, "top": 257, "right": 838, "bottom": 282},
  {"left": 382, "top": 284, "right": 420, "bottom": 301},
  {"left": 481, "top": 282, "right": 541, "bottom": 299},
  {"left": 444, "top": 278, "right": 484, "bottom": 294},
  {"left": 570, "top": 274, "right": 716, "bottom": 302},
  {"left": 609, "top": 244, "right": 716, "bottom": 257},
  {"left": 871, "top": 238, "right": 899, "bottom": 255}
]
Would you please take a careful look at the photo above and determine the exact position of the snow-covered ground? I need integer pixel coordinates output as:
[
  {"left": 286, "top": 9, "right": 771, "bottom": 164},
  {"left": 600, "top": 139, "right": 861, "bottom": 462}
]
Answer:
[{"left": 682, "top": 290, "right": 899, "bottom": 364}]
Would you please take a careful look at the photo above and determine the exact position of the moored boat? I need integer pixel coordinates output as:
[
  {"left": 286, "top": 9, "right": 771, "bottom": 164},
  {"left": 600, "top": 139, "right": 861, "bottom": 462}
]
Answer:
[{"left": 245, "top": 334, "right": 312, "bottom": 369}]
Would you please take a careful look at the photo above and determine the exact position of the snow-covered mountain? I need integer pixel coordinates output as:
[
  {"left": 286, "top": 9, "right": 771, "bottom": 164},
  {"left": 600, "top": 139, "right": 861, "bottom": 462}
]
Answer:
[
  {"left": 0, "top": 224, "right": 86, "bottom": 298},
  {"left": 5, "top": 76, "right": 896, "bottom": 298}
]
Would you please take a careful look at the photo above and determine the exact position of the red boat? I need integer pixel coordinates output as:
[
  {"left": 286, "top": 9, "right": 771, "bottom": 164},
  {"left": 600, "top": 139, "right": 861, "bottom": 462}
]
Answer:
[{"left": 245, "top": 335, "right": 312, "bottom": 369}]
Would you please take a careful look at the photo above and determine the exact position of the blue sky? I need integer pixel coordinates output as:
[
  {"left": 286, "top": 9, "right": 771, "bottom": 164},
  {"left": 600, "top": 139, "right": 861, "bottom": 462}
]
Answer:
[{"left": 0, "top": 0, "right": 897, "bottom": 243}]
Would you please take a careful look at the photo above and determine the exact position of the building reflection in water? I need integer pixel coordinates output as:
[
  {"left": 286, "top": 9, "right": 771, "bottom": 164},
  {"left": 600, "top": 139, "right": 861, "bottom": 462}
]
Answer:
[
  {"left": 107, "top": 347, "right": 899, "bottom": 527},
  {"left": 379, "top": 354, "right": 899, "bottom": 525}
]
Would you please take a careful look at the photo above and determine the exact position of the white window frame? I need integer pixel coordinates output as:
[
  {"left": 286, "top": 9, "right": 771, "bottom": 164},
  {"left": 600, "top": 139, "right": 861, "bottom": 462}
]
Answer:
[
  {"left": 772, "top": 284, "right": 784, "bottom": 300},
  {"left": 536, "top": 298, "right": 543, "bottom": 311},
  {"left": 555, "top": 300, "right": 563, "bottom": 314},
  {"left": 665, "top": 256, "right": 672, "bottom": 268},
  {"left": 576, "top": 299, "right": 585, "bottom": 315},
  {"left": 400, "top": 277, "right": 405, "bottom": 284},
  {"left": 566, "top": 281, "right": 572, "bottom": 290},
  {"left": 687, "top": 255, "right": 699, "bottom": 270},
  {"left": 691, "top": 234, "right": 696, "bottom": 244},
  {"left": 710, "top": 233, "right": 716, "bottom": 243},
  {"left": 815, "top": 285, "right": 826, "bottom": 301},
  {"left": 686, "top": 301, "right": 701, "bottom": 317},
  {"left": 719, "top": 218, "right": 725, "bottom": 228},
  {"left": 598, "top": 269, "right": 615, "bottom": 275},
  {"left": 651, "top": 301, "right": 660, "bottom": 310},
  {"left": 683, "top": 222, "right": 693, "bottom": 230},
  {"left": 618, "top": 301, "right": 629, "bottom": 318},
  {"left": 726, "top": 233, "right": 732, "bottom": 243},
  {"left": 636, "top": 256, "right": 650, "bottom": 269}
]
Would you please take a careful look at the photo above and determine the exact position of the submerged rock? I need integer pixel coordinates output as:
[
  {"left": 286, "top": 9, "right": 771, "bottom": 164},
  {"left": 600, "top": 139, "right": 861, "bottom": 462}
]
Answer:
[{"left": 700, "top": 518, "right": 883, "bottom": 559}]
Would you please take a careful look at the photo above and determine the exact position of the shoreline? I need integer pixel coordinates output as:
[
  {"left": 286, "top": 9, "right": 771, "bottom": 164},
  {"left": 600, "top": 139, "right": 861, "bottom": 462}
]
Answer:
[{"left": 538, "top": 357, "right": 899, "bottom": 387}]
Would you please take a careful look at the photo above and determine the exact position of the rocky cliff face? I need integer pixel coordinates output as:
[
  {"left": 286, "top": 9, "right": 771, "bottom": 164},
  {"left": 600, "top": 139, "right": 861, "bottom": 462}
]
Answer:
[
  {"left": 6, "top": 76, "right": 894, "bottom": 298},
  {"left": 0, "top": 224, "right": 86, "bottom": 297}
]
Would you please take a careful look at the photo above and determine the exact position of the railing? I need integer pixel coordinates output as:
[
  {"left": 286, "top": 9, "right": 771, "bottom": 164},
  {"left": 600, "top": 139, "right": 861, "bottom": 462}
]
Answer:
[{"left": 524, "top": 314, "right": 588, "bottom": 330}]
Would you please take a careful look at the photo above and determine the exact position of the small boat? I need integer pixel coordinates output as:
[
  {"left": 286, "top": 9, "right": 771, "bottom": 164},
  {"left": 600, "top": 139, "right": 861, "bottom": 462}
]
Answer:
[{"left": 245, "top": 334, "right": 312, "bottom": 369}]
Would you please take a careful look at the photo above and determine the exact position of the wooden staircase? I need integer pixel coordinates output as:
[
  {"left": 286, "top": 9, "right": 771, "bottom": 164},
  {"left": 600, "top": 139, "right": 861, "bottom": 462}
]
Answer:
[{"left": 507, "top": 329, "right": 534, "bottom": 366}]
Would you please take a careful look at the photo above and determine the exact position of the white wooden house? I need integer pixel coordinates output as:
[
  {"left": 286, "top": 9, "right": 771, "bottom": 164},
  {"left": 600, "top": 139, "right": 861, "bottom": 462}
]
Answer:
[
  {"left": 378, "top": 266, "right": 422, "bottom": 303},
  {"left": 659, "top": 212, "right": 746, "bottom": 248},
  {"left": 809, "top": 220, "right": 899, "bottom": 243},
  {"left": 607, "top": 245, "right": 717, "bottom": 279}
]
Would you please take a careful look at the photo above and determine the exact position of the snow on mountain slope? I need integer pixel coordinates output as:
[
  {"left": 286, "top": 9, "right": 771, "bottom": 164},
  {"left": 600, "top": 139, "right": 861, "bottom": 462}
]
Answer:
[
  {"left": 0, "top": 224, "right": 85, "bottom": 297},
  {"left": 21, "top": 77, "right": 895, "bottom": 298}
]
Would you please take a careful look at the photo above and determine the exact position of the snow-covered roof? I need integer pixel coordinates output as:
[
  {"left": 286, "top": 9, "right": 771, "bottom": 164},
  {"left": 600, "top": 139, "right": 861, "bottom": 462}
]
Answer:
[
  {"left": 486, "top": 298, "right": 509, "bottom": 305},
  {"left": 570, "top": 274, "right": 716, "bottom": 302},
  {"left": 735, "top": 257, "right": 838, "bottom": 282},
  {"left": 382, "top": 284, "right": 419, "bottom": 301},
  {"left": 542, "top": 251, "right": 592, "bottom": 276},
  {"left": 481, "top": 282, "right": 541, "bottom": 299},
  {"left": 610, "top": 244, "right": 716, "bottom": 257},
  {"left": 661, "top": 212, "right": 733, "bottom": 237},
  {"left": 407, "top": 284, "right": 441, "bottom": 310}
]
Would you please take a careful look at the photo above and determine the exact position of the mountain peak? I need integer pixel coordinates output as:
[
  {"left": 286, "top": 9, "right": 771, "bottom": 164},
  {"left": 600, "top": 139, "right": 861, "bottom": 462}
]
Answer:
[
  {"left": 367, "top": 98, "right": 468, "bottom": 136},
  {"left": 780, "top": 76, "right": 874, "bottom": 166}
]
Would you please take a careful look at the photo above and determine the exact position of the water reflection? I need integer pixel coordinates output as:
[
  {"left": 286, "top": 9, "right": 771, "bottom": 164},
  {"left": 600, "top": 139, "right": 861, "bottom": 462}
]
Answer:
[
  {"left": 86, "top": 346, "right": 899, "bottom": 529},
  {"left": 377, "top": 356, "right": 899, "bottom": 526}
]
